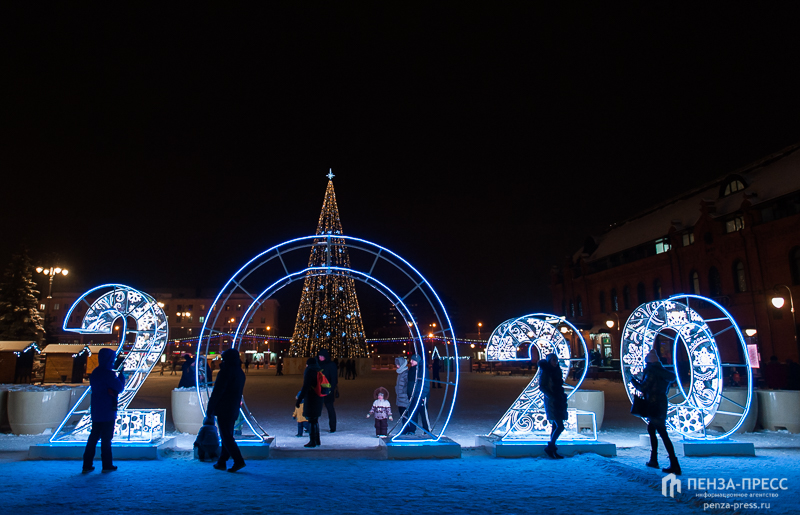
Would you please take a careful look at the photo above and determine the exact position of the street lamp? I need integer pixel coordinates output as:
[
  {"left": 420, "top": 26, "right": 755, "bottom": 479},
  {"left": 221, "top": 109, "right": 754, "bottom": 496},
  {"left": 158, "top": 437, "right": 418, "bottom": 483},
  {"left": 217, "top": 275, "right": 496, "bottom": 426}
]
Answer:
[
  {"left": 35, "top": 265, "right": 69, "bottom": 299},
  {"left": 605, "top": 312, "right": 620, "bottom": 329},
  {"left": 771, "top": 284, "right": 799, "bottom": 358},
  {"left": 477, "top": 322, "right": 483, "bottom": 337}
]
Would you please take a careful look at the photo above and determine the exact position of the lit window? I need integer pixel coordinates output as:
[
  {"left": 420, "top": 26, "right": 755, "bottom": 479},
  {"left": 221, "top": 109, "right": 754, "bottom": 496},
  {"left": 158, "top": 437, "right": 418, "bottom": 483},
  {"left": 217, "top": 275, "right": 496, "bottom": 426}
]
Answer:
[
  {"left": 53, "top": 303, "right": 60, "bottom": 310},
  {"left": 682, "top": 233, "right": 695, "bottom": 246},
  {"left": 723, "top": 180, "right": 745, "bottom": 196},
  {"left": 726, "top": 216, "right": 744, "bottom": 233},
  {"left": 39, "top": 304, "right": 45, "bottom": 310},
  {"left": 655, "top": 238, "right": 671, "bottom": 254},
  {"left": 199, "top": 316, "right": 205, "bottom": 323}
]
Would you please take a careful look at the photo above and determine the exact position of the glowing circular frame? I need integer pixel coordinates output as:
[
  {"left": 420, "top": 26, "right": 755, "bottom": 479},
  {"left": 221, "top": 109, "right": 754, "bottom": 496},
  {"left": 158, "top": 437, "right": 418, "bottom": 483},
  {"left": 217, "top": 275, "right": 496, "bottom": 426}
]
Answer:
[
  {"left": 196, "top": 235, "right": 458, "bottom": 443},
  {"left": 486, "top": 314, "right": 589, "bottom": 439},
  {"left": 621, "top": 294, "right": 753, "bottom": 440},
  {"left": 52, "top": 284, "right": 168, "bottom": 443}
]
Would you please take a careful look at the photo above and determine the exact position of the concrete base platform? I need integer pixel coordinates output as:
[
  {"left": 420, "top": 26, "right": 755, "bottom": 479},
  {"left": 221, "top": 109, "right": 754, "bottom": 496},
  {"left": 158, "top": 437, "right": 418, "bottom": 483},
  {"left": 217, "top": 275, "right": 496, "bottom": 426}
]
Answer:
[
  {"left": 28, "top": 437, "right": 177, "bottom": 460},
  {"left": 475, "top": 435, "right": 616, "bottom": 458},
  {"left": 239, "top": 438, "right": 274, "bottom": 459},
  {"left": 269, "top": 436, "right": 387, "bottom": 459},
  {"left": 637, "top": 434, "right": 755, "bottom": 456},
  {"left": 683, "top": 440, "right": 756, "bottom": 457},
  {"left": 382, "top": 436, "right": 461, "bottom": 459}
]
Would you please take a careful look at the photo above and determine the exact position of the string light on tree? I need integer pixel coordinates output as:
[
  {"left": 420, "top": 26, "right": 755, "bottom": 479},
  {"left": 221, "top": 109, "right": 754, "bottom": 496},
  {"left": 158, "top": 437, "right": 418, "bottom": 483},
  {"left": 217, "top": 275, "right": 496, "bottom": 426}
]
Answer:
[{"left": 289, "top": 171, "right": 368, "bottom": 359}]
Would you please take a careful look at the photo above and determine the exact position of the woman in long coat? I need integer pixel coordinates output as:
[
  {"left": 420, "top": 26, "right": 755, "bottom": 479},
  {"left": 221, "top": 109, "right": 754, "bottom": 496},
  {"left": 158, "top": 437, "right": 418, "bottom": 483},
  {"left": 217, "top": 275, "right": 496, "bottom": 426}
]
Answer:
[
  {"left": 538, "top": 353, "right": 568, "bottom": 459},
  {"left": 297, "top": 358, "right": 323, "bottom": 448},
  {"left": 632, "top": 349, "right": 681, "bottom": 474},
  {"left": 206, "top": 348, "right": 246, "bottom": 472}
]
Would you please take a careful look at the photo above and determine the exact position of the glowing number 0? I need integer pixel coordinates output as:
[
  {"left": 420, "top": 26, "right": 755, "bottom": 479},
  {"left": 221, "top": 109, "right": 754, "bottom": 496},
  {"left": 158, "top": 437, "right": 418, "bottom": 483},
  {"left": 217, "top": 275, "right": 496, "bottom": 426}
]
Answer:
[
  {"left": 485, "top": 314, "right": 589, "bottom": 440},
  {"left": 51, "top": 284, "right": 168, "bottom": 443}
]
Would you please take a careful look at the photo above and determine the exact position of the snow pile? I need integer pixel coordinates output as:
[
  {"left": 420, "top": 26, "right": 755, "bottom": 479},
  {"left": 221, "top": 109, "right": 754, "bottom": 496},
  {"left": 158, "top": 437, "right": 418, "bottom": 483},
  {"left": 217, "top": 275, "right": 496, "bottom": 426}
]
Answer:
[{"left": 0, "top": 384, "right": 82, "bottom": 392}]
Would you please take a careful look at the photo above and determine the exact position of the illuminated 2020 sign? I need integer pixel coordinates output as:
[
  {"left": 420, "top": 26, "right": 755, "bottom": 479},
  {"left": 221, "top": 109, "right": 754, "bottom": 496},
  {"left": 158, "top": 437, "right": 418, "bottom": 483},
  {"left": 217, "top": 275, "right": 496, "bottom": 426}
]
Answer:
[
  {"left": 485, "top": 314, "right": 592, "bottom": 441},
  {"left": 51, "top": 285, "right": 168, "bottom": 443},
  {"left": 621, "top": 294, "right": 752, "bottom": 440}
]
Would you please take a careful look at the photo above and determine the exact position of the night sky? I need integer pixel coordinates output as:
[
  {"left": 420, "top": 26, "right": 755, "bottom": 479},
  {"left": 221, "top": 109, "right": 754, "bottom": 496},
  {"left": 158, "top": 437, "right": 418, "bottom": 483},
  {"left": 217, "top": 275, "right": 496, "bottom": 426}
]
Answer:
[{"left": 3, "top": 5, "right": 800, "bottom": 335}]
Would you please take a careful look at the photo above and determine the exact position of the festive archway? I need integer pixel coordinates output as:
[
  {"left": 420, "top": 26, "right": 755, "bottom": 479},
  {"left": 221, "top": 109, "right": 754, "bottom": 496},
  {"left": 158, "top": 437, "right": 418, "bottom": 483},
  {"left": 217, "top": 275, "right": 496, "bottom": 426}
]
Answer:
[{"left": 196, "top": 235, "right": 459, "bottom": 442}]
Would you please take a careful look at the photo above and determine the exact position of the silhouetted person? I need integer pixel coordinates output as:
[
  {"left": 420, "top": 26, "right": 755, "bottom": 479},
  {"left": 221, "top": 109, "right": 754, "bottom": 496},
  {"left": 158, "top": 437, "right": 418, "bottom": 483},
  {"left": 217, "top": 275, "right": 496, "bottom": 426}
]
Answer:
[
  {"left": 206, "top": 348, "right": 246, "bottom": 472},
  {"left": 395, "top": 357, "right": 409, "bottom": 422},
  {"left": 632, "top": 349, "right": 681, "bottom": 475},
  {"left": 539, "top": 353, "right": 567, "bottom": 459},
  {"left": 276, "top": 359, "right": 284, "bottom": 376},
  {"left": 82, "top": 348, "right": 125, "bottom": 473},
  {"left": 297, "top": 358, "right": 323, "bottom": 447},
  {"left": 178, "top": 354, "right": 195, "bottom": 388},
  {"left": 432, "top": 356, "right": 442, "bottom": 388},
  {"left": 405, "top": 355, "right": 430, "bottom": 434},
  {"left": 318, "top": 349, "right": 338, "bottom": 432}
]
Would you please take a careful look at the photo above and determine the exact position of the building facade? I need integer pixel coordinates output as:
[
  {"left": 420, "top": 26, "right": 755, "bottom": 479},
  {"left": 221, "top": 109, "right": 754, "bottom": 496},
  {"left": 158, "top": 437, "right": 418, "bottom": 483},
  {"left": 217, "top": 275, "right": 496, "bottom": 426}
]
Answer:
[{"left": 552, "top": 143, "right": 800, "bottom": 364}]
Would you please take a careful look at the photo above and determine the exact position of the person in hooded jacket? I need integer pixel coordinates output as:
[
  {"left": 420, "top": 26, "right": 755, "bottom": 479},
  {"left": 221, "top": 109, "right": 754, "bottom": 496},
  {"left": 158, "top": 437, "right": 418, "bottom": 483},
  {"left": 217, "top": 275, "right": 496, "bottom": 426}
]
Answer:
[
  {"left": 206, "top": 348, "right": 246, "bottom": 472},
  {"left": 394, "top": 357, "right": 409, "bottom": 421},
  {"left": 178, "top": 354, "right": 196, "bottom": 388},
  {"left": 632, "top": 349, "right": 681, "bottom": 474},
  {"left": 317, "top": 349, "right": 339, "bottom": 432},
  {"left": 297, "top": 358, "right": 323, "bottom": 448},
  {"left": 405, "top": 354, "right": 430, "bottom": 434},
  {"left": 539, "top": 353, "right": 568, "bottom": 459},
  {"left": 82, "top": 348, "right": 125, "bottom": 472}
]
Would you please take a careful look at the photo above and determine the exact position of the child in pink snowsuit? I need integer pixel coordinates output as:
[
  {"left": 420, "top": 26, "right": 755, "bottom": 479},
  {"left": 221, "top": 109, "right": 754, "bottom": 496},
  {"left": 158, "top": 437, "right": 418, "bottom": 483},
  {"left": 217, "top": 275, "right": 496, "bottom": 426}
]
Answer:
[{"left": 366, "top": 387, "right": 393, "bottom": 437}]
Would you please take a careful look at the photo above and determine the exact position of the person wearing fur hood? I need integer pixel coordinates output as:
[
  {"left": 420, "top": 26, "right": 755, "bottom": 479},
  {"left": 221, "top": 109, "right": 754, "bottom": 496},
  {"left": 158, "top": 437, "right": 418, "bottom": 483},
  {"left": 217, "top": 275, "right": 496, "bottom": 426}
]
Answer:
[
  {"left": 394, "top": 357, "right": 409, "bottom": 417},
  {"left": 366, "top": 387, "right": 393, "bottom": 437}
]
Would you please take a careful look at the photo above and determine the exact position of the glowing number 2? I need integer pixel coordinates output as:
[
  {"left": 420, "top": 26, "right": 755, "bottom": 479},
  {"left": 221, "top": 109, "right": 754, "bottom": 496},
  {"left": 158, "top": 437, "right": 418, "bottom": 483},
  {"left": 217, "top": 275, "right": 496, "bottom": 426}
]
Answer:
[
  {"left": 50, "top": 284, "right": 168, "bottom": 443},
  {"left": 485, "top": 314, "right": 588, "bottom": 440}
]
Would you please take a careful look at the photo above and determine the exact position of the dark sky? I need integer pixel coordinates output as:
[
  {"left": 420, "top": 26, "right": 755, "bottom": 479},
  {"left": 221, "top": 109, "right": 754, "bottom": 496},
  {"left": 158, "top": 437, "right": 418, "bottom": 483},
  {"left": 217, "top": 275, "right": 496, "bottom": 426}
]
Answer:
[{"left": 3, "top": 4, "right": 800, "bottom": 335}]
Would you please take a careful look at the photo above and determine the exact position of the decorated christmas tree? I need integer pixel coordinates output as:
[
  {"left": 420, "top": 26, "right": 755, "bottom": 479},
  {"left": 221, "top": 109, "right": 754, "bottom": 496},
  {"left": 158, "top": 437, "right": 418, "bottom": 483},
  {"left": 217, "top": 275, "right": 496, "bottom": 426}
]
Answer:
[{"left": 289, "top": 172, "right": 368, "bottom": 359}]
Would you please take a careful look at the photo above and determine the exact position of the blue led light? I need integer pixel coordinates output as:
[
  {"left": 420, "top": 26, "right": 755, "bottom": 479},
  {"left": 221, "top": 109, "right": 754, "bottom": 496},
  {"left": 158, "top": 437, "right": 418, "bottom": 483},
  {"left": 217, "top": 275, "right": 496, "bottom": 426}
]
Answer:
[
  {"left": 485, "top": 314, "right": 591, "bottom": 441},
  {"left": 620, "top": 294, "right": 753, "bottom": 440},
  {"left": 51, "top": 284, "right": 168, "bottom": 443},
  {"left": 196, "top": 236, "right": 457, "bottom": 443}
]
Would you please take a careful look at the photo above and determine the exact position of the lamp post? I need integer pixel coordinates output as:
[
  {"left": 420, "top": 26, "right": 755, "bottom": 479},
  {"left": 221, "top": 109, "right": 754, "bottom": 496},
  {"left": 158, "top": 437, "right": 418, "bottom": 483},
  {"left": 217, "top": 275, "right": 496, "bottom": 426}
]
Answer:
[
  {"left": 35, "top": 266, "right": 69, "bottom": 299},
  {"left": 35, "top": 266, "right": 69, "bottom": 330},
  {"left": 771, "top": 284, "right": 799, "bottom": 359},
  {"left": 605, "top": 312, "right": 621, "bottom": 362},
  {"left": 477, "top": 322, "right": 482, "bottom": 337}
]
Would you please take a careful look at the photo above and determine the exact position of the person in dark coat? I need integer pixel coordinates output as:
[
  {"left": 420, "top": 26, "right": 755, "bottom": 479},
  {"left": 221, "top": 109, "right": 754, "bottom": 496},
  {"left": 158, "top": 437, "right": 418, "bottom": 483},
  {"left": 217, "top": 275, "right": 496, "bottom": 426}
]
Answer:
[
  {"left": 206, "top": 348, "right": 246, "bottom": 472},
  {"left": 317, "top": 349, "right": 339, "bottom": 432},
  {"left": 432, "top": 355, "right": 442, "bottom": 388},
  {"left": 178, "top": 354, "right": 196, "bottom": 388},
  {"left": 405, "top": 354, "right": 430, "bottom": 434},
  {"left": 82, "top": 348, "right": 125, "bottom": 472},
  {"left": 539, "top": 353, "right": 568, "bottom": 459},
  {"left": 632, "top": 349, "right": 681, "bottom": 474},
  {"left": 297, "top": 358, "right": 323, "bottom": 448}
]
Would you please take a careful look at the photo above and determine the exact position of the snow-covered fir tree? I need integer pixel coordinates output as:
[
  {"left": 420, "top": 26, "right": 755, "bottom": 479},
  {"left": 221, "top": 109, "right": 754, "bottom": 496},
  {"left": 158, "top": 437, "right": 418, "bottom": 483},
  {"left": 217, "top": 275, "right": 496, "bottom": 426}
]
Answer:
[{"left": 0, "top": 248, "right": 45, "bottom": 341}]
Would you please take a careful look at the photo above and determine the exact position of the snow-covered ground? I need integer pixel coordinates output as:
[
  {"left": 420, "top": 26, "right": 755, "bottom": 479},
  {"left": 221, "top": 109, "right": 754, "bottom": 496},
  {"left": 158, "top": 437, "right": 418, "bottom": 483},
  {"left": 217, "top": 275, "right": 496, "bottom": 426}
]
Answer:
[{"left": 1, "top": 370, "right": 798, "bottom": 514}]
